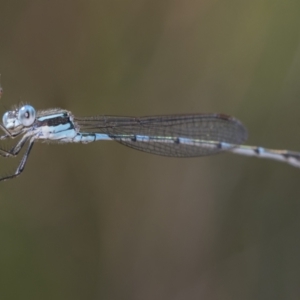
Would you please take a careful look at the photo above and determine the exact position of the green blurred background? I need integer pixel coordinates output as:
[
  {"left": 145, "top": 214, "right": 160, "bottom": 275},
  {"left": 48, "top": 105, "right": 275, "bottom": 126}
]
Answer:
[{"left": 0, "top": 1, "right": 300, "bottom": 299}]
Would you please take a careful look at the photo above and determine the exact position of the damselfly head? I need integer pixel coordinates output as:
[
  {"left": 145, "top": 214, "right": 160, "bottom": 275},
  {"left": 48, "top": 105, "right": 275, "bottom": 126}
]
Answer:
[{"left": 2, "top": 105, "right": 36, "bottom": 129}]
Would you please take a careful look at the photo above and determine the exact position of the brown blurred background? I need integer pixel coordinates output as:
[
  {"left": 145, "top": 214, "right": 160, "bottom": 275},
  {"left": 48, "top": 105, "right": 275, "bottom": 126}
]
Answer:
[{"left": 0, "top": 1, "right": 300, "bottom": 299}]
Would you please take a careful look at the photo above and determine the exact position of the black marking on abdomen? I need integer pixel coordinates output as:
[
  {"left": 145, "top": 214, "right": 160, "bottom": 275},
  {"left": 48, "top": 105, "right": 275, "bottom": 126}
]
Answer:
[
  {"left": 283, "top": 152, "right": 297, "bottom": 159},
  {"left": 217, "top": 142, "right": 223, "bottom": 149},
  {"left": 254, "top": 147, "right": 261, "bottom": 154}
]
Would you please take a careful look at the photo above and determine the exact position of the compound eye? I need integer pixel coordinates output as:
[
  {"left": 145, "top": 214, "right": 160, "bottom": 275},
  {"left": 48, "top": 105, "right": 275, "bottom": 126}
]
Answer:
[
  {"left": 2, "top": 111, "right": 10, "bottom": 128},
  {"left": 18, "top": 105, "right": 36, "bottom": 127}
]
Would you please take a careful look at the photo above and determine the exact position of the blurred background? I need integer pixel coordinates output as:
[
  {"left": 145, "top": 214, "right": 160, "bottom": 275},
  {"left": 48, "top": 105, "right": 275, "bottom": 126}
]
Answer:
[{"left": 0, "top": 1, "right": 300, "bottom": 299}]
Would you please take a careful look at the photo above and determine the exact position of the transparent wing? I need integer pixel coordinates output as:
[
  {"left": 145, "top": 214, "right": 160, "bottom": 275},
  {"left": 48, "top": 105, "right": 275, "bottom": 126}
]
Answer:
[{"left": 75, "top": 114, "right": 248, "bottom": 157}]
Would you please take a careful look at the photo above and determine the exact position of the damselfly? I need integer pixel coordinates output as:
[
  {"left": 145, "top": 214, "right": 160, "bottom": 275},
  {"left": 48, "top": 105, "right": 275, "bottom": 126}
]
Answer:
[{"left": 0, "top": 104, "right": 299, "bottom": 181}]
